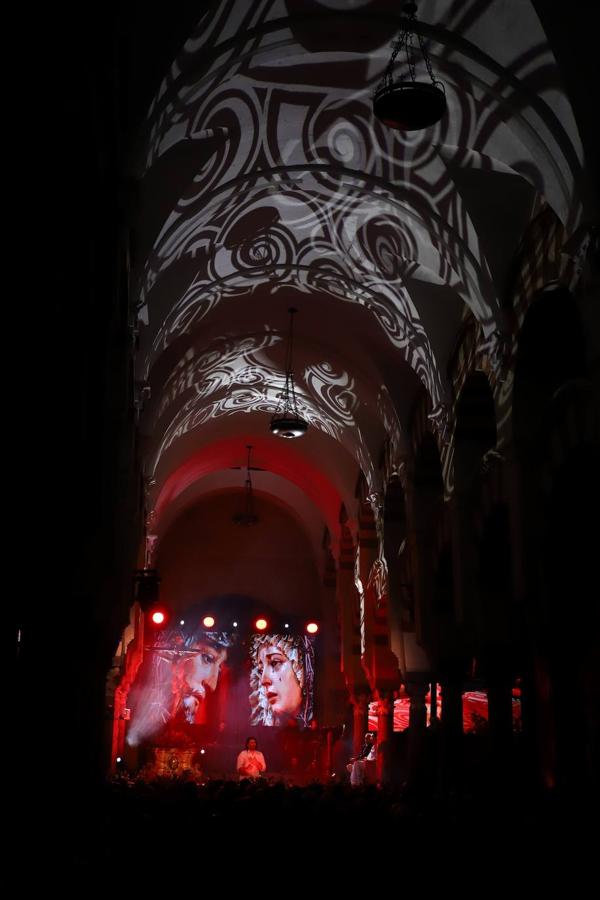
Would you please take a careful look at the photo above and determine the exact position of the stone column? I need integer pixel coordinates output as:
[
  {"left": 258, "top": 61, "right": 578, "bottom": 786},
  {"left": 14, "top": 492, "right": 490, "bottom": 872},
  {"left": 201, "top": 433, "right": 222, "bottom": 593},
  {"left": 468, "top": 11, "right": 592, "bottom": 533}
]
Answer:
[
  {"left": 375, "top": 691, "right": 394, "bottom": 784},
  {"left": 351, "top": 691, "right": 370, "bottom": 757},
  {"left": 439, "top": 676, "right": 464, "bottom": 797},
  {"left": 429, "top": 679, "right": 439, "bottom": 726},
  {"left": 487, "top": 665, "right": 514, "bottom": 789},
  {"left": 405, "top": 677, "right": 429, "bottom": 792}
]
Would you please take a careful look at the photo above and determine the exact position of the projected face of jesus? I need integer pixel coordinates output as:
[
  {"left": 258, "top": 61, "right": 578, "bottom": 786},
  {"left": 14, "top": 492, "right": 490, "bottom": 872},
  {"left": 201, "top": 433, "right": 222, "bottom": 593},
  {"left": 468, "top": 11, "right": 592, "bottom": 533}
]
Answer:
[
  {"left": 179, "top": 643, "right": 227, "bottom": 723},
  {"left": 257, "top": 643, "right": 302, "bottom": 718}
]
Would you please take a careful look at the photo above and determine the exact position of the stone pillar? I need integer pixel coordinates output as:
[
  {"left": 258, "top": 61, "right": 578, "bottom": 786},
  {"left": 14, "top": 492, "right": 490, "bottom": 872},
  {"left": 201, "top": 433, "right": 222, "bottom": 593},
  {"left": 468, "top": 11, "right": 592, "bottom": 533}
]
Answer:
[
  {"left": 487, "top": 666, "right": 514, "bottom": 788},
  {"left": 405, "top": 677, "right": 428, "bottom": 792},
  {"left": 429, "top": 679, "right": 439, "bottom": 727},
  {"left": 532, "top": 651, "right": 557, "bottom": 790},
  {"left": 324, "top": 728, "right": 334, "bottom": 780},
  {"left": 450, "top": 494, "right": 480, "bottom": 630},
  {"left": 106, "top": 604, "right": 145, "bottom": 774},
  {"left": 352, "top": 691, "right": 370, "bottom": 757},
  {"left": 375, "top": 691, "right": 394, "bottom": 784},
  {"left": 440, "top": 676, "right": 463, "bottom": 797},
  {"left": 321, "top": 548, "right": 346, "bottom": 727}
]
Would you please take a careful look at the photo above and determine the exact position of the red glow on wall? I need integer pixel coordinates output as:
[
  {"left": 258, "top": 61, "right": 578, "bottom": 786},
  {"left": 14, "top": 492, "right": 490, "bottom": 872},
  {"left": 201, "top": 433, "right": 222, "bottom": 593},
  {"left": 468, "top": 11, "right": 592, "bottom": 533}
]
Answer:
[
  {"left": 153, "top": 436, "right": 343, "bottom": 535},
  {"left": 368, "top": 689, "right": 522, "bottom": 733}
]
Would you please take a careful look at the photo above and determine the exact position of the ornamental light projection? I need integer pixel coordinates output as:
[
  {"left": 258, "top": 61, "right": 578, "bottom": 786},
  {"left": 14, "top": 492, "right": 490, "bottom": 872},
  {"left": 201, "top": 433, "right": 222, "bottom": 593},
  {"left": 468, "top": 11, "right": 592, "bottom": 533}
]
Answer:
[
  {"left": 146, "top": 330, "right": 394, "bottom": 490},
  {"left": 139, "top": 185, "right": 449, "bottom": 406},
  {"left": 137, "top": 1, "right": 583, "bottom": 337},
  {"left": 135, "top": 0, "right": 586, "bottom": 499}
]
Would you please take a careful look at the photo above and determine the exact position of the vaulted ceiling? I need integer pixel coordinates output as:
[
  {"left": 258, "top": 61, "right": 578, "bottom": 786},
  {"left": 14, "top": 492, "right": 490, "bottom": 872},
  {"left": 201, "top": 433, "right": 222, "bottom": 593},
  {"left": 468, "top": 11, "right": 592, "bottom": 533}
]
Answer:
[{"left": 133, "top": 0, "right": 587, "bottom": 558}]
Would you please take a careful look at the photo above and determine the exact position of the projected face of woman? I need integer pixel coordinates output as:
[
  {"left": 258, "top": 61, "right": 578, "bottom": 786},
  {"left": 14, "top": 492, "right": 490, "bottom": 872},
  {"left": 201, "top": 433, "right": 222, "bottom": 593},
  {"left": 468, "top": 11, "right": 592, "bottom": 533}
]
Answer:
[{"left": 258, "top": 644, "right": 302, "bottom": 718}]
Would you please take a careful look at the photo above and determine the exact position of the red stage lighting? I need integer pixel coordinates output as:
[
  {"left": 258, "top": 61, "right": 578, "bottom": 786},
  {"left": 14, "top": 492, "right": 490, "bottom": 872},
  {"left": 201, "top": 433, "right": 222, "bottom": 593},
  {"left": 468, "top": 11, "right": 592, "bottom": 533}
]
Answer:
[
  {"left": 255, "top": 617, "right": 268, "bottom": 631},
  {"left": 202, "top": 615, "right": 215, "bottom": 628},
  {"left": 306, "top": 622, "right": 319, "bottom": 634},
  {"left": 150, "top": 609, "right": 167, "bottom": 626}
]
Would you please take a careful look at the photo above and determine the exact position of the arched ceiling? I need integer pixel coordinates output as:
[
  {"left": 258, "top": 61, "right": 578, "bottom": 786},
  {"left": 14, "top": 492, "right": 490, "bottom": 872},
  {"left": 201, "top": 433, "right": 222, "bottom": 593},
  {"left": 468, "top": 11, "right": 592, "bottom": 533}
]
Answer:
[{"left": 134, "top": 0, "right": 586, "bottom": 549}]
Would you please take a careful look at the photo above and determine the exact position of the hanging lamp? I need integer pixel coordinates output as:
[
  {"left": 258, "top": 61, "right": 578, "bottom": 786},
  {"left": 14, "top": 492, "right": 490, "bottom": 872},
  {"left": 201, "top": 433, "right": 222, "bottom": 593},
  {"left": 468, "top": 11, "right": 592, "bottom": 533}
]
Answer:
[
  {"left": 233, "top": 444, "right": 259, "bottom": 525},
  {"left": 373, "top": 1, "right": 446, "bottom": 131},
  {"left": 270, "top": 307, "right": 308, "bottom": 438}
]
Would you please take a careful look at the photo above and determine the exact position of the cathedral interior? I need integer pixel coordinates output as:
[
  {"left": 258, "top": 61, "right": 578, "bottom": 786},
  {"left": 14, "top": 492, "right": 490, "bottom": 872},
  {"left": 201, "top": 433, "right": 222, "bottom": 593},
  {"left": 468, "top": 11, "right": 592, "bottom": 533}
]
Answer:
[{"left": 14, "top": 0, "right": 599, "bottom": 867}]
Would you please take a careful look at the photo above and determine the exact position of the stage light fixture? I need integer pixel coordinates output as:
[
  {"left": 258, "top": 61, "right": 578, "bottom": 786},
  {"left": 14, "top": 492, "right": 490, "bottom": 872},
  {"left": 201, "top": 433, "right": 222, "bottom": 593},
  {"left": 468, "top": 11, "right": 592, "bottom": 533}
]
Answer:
[
  {"left": 255, "top": 617, "right": 268, "bottom": 631},
  {"left": 203, "top": 615, "right": 216, "bottom": 628},
  {"left": 149, "top": 609, "right": 167, "bottom": 626},
  {"left": 284, "top": 622, "right": 290, "bottom": 629},
  {"left": 306, "top": 622, "right": 319, "bottom": 634},
  {"left": 233, "top": 621, "right": 238, "bottom": 628},
  {"left": 134, "top": 568, "right": 161, "bottom": 611},
  {"left": 180, "top": 619, "right": 185, "bottom": 625}
]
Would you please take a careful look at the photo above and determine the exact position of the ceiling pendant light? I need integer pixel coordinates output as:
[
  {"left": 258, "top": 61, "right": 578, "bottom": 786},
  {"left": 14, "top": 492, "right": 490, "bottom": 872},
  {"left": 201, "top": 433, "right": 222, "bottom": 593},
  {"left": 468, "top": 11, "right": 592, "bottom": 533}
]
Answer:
[
  {"left": 373, "top": 1, "right": 446, "bottom": 132},
  {"left": 233, "top": 444, "right": 259, "bottom": 525},
  {"left": 270, "top": 307, "right": 308, "bottom": 439}
]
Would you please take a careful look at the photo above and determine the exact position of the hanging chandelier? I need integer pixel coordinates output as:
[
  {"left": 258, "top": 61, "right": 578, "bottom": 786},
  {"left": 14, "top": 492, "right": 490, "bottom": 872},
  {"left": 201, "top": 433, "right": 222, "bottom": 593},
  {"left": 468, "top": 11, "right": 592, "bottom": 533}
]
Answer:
[
  {"left": 233, "top": 444, "right": 259, "bottom": 525},
  {"left": 270, "top": 307, "right": 308, "bottom": 439},
  {"left": 373, "top": 1, "right": 446, "bottom": 131}
]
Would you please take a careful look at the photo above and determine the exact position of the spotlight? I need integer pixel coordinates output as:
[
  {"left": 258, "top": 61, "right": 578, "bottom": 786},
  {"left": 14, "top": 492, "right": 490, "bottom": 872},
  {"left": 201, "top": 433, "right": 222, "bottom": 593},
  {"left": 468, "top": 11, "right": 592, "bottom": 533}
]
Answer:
[
  {"left": 180, "top": 619, "right": 185, "bottom": 626},
  {"left": 255, "top": 617, "right": 268, "bottom": 631},
  {"left": 284, "top": 623, "right": 290, "bottom": 629},
  {"left": 203, "top": 615, "right": 216, "bottom": 628},
  {"left": 149, "top": 609, "right": 167, "bottom": 626},
  {"left": 233, "top": 621, "right": 238, "bottom": 628},
  {"left": 306, "top": 622, "right": 319, "bottom": 634},
  {"left": 200, "top": 748, "right": 205, "bottom": 755}
]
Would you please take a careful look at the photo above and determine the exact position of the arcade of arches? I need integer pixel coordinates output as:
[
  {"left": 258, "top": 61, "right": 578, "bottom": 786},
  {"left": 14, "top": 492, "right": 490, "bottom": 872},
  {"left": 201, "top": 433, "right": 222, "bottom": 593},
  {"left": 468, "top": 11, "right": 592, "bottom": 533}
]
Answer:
[{"left": 16, "top": 0, "right": 599, "bottom": 819}]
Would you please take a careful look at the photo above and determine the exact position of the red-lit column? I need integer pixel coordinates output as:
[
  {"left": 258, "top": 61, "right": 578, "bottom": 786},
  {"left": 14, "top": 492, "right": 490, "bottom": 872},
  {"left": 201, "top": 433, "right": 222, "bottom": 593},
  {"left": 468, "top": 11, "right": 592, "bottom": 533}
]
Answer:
[
  {"left": 375, "top": 691, "right": 394, "bottom": 784},
  {"left": 325, "top": 728, "right": 334, "bottom": 779},
  {"left": 107, "top": 604, "right": 145, "bottom": 773},
  {"left": 429, "top": 679, "right": 439, "bottom": 726},
  {"left": 358, "top": 497, "right": 401, "bottom": 784},
  {"left": 439, "top": 675, "right": 464, "bottom": 796},
  {"left": 405, "top": 677, "right": 428, "bottom": 791},
  {"left": 321, "top": 546, "right": 346, "bottom": 729},
  {"left": 351, "top": 691, "right": 370, "bottom": 757},
  {"left": 338, "top": 523, "right": 371, "bottom": 757}
]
